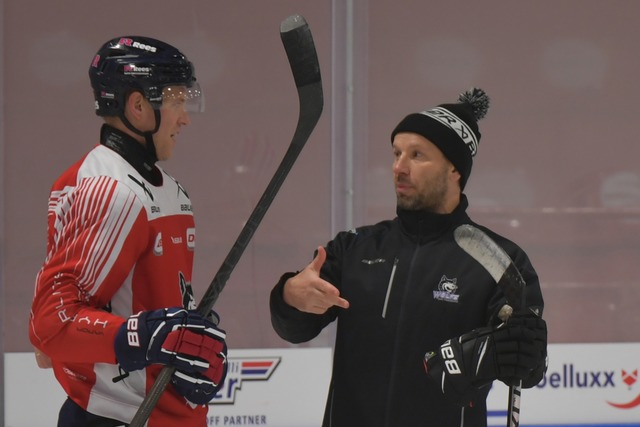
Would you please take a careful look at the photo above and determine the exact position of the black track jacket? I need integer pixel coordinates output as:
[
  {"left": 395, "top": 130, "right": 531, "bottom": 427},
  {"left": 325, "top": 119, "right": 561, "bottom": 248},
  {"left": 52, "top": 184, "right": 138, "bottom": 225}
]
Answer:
[{"left": 270, "top": 196, "right": 544, "bottom": 427}]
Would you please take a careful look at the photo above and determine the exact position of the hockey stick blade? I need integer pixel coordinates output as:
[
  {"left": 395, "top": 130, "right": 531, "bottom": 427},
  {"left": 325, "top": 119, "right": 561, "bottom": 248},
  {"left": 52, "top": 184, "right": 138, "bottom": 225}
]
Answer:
[
  {"left": 453, "top": 224, "right": 525, "bottom": 312},
  {"left": 128, "top": 15, "right": 323, "bottom": 427},
  {"left": 453, "top": 224, "right": 524, "bottom": 427}
]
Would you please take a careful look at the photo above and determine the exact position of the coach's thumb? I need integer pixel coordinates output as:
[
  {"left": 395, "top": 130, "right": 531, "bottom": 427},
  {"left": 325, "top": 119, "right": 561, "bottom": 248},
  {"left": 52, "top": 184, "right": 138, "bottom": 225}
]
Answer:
[{"left": 309, "top": 246, "right": 327, "bottom": 274}]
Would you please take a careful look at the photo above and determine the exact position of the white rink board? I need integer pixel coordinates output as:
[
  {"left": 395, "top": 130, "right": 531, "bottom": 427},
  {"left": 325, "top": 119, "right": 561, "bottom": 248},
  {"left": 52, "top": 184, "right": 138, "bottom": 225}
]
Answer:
[
  {"left": 5, "top": 348, "right": 332, "bottom": 427},
  {"left": 6, "top": 343, "right": 640, "bottom": 426},
  {"left": 5, "top": 352, "right": 67, "bottom": 427},
  {"left": 486, "top": 342, "right": 640, "bottom": 426}
]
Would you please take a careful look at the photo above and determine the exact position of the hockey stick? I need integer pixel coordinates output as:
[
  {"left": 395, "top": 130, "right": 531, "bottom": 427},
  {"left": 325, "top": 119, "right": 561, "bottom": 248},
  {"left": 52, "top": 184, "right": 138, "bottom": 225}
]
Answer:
[
  {"left": 453, "top": 224, "right": 525, "bottom": 427},
  {"left": 128, "top": 14, "right": 323, "bottom": 427}
]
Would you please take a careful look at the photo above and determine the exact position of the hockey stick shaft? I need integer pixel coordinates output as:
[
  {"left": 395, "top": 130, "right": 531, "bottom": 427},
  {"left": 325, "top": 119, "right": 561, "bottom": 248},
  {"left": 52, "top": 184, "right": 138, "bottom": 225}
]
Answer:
[
  {"left": 128, "top": 15, "right": 323, "bottom": 427},
  {"left": 453, "top": 224, "right": 525, "bottom": 427}
]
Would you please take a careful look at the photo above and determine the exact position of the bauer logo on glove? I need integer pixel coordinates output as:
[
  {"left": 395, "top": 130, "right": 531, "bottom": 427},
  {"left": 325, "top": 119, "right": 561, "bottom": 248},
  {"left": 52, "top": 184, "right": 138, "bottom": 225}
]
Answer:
[
  {"left": 440, "top": 339, "right": 463, "bottom": 375},
  {"left": 423, "top": 315, "right": 547, "bottom": 404}
]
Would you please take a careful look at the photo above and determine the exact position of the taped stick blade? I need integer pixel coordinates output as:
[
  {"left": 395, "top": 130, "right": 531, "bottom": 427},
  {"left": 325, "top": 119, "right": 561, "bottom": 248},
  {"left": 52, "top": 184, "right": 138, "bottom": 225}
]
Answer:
[
  {"left": 454, "top": 224, "right": 510, "bottom": 282},
  {"left": 454, "top": 224, "right": 525, "bottom": 311}
]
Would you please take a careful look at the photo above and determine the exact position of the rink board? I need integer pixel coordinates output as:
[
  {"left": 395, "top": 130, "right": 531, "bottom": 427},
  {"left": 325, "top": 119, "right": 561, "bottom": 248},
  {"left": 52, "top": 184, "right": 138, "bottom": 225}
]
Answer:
[{"left": 5, "top": 343, "right": 640, "bottom": 426}]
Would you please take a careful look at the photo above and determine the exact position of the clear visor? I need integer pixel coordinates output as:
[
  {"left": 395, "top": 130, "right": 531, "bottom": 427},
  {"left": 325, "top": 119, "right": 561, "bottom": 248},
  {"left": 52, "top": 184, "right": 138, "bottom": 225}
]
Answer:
[{"left": 159, "top": 82, "right": 205, "bottom": 113}]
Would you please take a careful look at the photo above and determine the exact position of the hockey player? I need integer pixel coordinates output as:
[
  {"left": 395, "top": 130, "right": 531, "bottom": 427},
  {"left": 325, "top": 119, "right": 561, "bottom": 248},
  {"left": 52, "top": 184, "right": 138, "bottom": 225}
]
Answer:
[
  {"left": 29, "top": 36, "right": 227, "bottom": 427},
  {"left": 270, "top": 89, "right": 547, "bottom": 426}
]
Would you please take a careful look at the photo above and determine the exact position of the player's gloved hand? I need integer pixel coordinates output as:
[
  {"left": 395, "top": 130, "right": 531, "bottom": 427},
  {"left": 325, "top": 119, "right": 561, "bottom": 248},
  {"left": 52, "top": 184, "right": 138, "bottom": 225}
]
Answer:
[
  {"left": 501, "top": 310, "right": 547, "bottom": 388},
  {"left": 423, "top": 316, "right": 545, "bottom": 401},
  {"left": 171, "top": 351, "right": 228, "bottom": 405},
  {"left": 114, "top": 307, "right": 227, "bottom": 403}
]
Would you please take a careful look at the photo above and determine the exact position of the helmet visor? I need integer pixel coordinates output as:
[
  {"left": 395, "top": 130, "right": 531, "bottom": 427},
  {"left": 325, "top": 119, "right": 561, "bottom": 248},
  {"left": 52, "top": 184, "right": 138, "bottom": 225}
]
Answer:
[{"left": 159, "top": 83, "right": 205, "bottom": 113}]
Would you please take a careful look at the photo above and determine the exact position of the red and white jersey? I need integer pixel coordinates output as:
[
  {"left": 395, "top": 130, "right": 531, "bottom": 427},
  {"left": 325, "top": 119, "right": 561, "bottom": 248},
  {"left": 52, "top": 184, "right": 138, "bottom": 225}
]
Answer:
[{"left": 30, "top": 143, "right": 207, "bottom": 426}]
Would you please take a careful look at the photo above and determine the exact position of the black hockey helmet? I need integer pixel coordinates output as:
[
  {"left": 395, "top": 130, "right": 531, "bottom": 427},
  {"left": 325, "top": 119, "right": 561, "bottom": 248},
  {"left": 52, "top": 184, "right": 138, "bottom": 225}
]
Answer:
[{"left": 89, "top": 36, "right": 203, "bottom": 118}]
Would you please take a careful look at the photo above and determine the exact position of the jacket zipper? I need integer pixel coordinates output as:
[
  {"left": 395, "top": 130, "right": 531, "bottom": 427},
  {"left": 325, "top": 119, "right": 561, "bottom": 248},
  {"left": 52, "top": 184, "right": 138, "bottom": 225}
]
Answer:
[
  {"left": 383, "top": 241, "right": 422, "bottom": 426},
  {"left": 327, "top": 387, "right": 335, "bottom": 427},
  {"left": 381, "top": 257, "right": 399, "bottom": 318}
]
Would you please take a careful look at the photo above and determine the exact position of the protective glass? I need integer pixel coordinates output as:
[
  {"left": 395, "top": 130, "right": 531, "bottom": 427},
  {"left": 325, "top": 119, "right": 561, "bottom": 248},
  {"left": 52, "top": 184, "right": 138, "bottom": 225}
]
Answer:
[{"left": 160, "top": 82, "right": 205, "bottom": 113}]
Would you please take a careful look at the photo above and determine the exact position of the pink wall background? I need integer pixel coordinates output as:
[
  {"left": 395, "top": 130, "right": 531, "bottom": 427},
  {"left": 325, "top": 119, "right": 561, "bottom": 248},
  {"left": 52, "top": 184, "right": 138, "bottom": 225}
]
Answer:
[{"left": 3, "top": 1, "right": 640, "bottom": 355}]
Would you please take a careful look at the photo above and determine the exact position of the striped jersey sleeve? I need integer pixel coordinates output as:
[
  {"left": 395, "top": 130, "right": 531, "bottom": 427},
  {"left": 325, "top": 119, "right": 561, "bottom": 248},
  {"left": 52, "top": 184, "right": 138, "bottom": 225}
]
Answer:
[{"left": 30, "top": 174, "right": 149, "bottom": 363}]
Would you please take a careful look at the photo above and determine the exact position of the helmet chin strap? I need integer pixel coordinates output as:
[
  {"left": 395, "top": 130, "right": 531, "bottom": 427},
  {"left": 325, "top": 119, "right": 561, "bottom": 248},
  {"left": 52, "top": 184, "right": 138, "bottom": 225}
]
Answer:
[{"left": 120, "top": 109, "right": 161, "bottom": 162}]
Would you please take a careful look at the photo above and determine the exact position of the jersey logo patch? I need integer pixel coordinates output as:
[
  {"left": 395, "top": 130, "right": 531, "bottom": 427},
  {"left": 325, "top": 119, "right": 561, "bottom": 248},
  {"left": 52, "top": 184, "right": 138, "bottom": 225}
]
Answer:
[
  {"left": 433, "top": 275, "right": 460, "bottom": 303},
  {"left": 153, "top": 233, "right": 163, "bottom": 256},
  {"left": 179, "top": 272, "right": 196, "bottom": 309},
  {"left": 186, "top": 228, "right": 195, "bottom": 250}
]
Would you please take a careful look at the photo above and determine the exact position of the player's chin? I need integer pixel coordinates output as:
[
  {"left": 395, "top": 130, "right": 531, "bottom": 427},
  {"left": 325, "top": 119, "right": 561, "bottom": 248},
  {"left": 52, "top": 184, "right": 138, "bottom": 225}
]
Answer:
[
  {"left": 162, "top": 138, "right": 177, "bottom": 160},
  {"left": 157, "top": 145, "right": 174, "bottom": 161}
]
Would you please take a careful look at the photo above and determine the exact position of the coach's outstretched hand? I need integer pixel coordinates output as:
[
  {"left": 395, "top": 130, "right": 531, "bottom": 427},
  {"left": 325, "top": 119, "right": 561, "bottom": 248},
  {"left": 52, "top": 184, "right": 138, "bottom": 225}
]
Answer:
[
  {"left": 114, "top": 307, "right": 227, "bottom": 404},
  {"left": 283, "top": 246, "right": 350, "bottom": 314}
]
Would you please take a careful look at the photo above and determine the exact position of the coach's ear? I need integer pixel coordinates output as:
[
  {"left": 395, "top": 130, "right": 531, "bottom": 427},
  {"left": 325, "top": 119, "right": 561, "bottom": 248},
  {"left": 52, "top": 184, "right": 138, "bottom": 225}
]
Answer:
[{"left": 448, "top": 164, "right": 462, "bottom": 187}]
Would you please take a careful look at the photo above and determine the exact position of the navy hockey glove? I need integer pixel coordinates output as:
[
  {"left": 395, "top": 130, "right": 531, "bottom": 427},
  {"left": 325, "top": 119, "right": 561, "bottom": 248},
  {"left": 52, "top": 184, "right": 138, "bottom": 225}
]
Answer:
[
  {"left": 114, "top": 307, "right": 227, "bottom": 403},
  {"left": 424, "top": 318, "right": 544, "bottom": 402}
]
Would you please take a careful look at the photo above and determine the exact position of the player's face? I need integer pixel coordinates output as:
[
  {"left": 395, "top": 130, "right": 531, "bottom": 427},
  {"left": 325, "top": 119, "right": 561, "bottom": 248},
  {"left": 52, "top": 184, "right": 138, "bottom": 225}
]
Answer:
[
  {"left": 392, "top": 132, "right": 461, "bottom": 213},
  {"left": 153, "top": 86, "right": 193, "bottom": 161}
]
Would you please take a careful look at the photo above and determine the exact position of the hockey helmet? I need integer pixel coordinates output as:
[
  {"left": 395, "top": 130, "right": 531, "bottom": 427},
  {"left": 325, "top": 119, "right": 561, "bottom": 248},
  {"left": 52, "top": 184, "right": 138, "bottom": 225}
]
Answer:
[{"left": 89, "top": 36, "right": 203, "bottom": 118}]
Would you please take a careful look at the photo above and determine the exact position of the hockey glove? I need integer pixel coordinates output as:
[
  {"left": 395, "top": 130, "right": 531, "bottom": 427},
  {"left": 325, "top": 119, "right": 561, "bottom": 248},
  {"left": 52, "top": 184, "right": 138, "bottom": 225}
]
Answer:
[
  {"left": 424, "top": 318, "right": 543, "bottom": 402},
  {"left": 171, "top": 342, "right": 229, "bottom": 405},
  {"left": 503, "top": 311, "right": 548, "bottom": 388},
  {"left": 114, "top": 307, "right": 227, "bottom": 403}
]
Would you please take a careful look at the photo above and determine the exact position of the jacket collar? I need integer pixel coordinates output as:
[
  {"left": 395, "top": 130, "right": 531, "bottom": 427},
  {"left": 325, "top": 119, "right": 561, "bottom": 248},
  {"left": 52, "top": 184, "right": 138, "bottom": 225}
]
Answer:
[{"left": 396, "top": 194, "right": 469, "bottom": 238}]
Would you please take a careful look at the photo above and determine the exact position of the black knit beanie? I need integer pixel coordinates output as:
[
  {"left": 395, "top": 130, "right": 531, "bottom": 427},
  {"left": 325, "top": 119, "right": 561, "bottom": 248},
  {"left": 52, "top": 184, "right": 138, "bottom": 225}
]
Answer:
[{"left": 390, "top": 88, "right": 490, "bottom": 190}]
